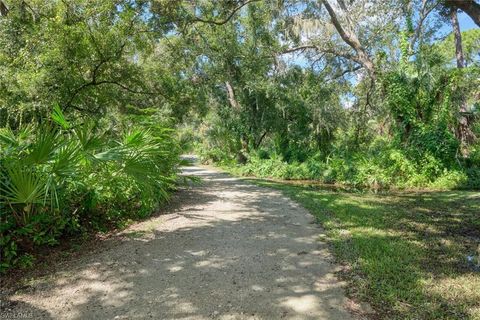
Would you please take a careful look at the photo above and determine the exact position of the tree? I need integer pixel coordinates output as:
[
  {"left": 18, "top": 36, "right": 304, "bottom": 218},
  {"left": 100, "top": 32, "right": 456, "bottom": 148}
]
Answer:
[{"left": 0, "top": 0, "right": 156, "bottom": 125}]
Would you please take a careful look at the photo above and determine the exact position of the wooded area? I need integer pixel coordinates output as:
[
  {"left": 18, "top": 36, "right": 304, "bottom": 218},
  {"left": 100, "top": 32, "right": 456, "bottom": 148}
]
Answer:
[{"left": 0, "top": 1, "right": 479, "bottom": 317}]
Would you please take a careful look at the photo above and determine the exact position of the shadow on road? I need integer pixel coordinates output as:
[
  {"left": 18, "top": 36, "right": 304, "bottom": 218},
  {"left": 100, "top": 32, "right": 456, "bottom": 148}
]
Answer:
[{"left": 4, "top": 165, "right": 353, "bottom": 320}]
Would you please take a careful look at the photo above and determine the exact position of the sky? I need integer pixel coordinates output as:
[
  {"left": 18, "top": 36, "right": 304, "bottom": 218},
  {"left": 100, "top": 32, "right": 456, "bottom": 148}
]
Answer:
[
  {"left": 456, "top": 12, "right": 478, "bottom": 31},
  {"left": 440, "top": 11, "right": 478, "bottom": 34}
]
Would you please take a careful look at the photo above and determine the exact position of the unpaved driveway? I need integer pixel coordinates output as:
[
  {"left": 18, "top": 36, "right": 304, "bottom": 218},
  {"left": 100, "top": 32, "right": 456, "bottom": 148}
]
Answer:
[{"left": 3, "top": 165, "right": 354, "bottom": 320}]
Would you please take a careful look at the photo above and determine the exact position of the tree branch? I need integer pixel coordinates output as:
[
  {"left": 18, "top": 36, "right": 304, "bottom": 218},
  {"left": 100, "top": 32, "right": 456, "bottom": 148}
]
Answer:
[
  {"left": 322, "top": 0, "right": 376, "bottom": 77},
  {"left": 280, "top": 44, "right": 363, "bottom": 66},
  {"left": 444, "top": 0, "right": 480, "bottom": 27},
  {"left": 280, "top": 45, "right": 318, "bottom": 54},
  {"left": 410, "top": 0, "right": 440, "bottom": 52},
  {"left": 326, "top": 65, "right": 362, "bottom": 82},
  {"left": 188, "top": 0, "right": 261, "bottom": 26},
  {"left": 254, "top": 130, "right": 268, "bottom": 149}
]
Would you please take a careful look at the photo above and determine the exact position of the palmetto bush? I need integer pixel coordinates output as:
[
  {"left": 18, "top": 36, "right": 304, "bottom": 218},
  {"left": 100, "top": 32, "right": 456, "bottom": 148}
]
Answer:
[{"left": 0, "top": 106, "right": 180, "bottom": 272}]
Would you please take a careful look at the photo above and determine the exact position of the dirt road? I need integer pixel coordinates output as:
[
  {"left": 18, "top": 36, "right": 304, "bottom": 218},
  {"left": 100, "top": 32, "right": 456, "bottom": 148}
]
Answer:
[{"left": 3, "top": 165, "right": 354, "bottom": 320}]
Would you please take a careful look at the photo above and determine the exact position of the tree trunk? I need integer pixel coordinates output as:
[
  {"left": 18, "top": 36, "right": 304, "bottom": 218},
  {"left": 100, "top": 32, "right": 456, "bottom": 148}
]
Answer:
[
  {"left": 225, "top": 81, "right": 249, "bottom": 163},
  {"left": 0, "top": 1, "right": 8, "bottom": 16},
  {"left": 451, "top": 9, "right": 465, "bottom": 68},
  {"left": 451, "top": 8, "right": 474, "bottom": 155},
  {"left": 225, "top": 81, "right": 240, "bottom": 110}
]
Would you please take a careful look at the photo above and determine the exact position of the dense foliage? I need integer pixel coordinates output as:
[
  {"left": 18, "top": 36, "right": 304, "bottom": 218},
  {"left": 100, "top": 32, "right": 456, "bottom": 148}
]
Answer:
[
  {"left": 186, "top": 1, "right": 480, "bottom": 191},
  {"left": 0, "top": 1, "right": 183, "bottom": 272},
  {"left": 0, "top": 0, "right": 479, "bottom": 272},
  {"left": 0, "top": 106, "right": 180, "bottom": 272}
]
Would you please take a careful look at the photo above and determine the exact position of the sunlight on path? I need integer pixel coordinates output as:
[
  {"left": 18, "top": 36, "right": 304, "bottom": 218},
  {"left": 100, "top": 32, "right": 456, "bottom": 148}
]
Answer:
[{"left": 6, "top": 164, "right": 355, "bottom": 320}]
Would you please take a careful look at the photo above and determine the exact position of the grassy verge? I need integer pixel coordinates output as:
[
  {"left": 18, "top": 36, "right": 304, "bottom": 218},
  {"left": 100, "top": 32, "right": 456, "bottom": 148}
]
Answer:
[{"left": 237, "top": 173, "right": 480, "bottom": 319}]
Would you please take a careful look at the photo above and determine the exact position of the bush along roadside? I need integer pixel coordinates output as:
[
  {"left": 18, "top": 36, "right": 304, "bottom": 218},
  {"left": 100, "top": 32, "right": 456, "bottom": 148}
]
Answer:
[
  {"left": 0, "top": 106, "right": 181, "bottom": 273},
  {"left": 200, "top": 144, "right": 480, "bottom": 191}
]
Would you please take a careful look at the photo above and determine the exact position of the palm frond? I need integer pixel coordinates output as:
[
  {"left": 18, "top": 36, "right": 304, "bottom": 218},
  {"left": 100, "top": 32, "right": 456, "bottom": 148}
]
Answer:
[
  {"left": 74, "top": 121, "right": 103, "bottom": 152},
  {"left": 51, "top": 104, "right": 70, "bottom": 129},
  {"left": 0, "top": 166, "right": 48, "bottom": 205},
  {"left": 51, "top": 141, "right": 82, "bottom": 178},
  {"left": 26, "top": 127, "right": 58, "bottom": 165},
  {"left": 0, "top": 127, "right": 18, "bottom": 148}
]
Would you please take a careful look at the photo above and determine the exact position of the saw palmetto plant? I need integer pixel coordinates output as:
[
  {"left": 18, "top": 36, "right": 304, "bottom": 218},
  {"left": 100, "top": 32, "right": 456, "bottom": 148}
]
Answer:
[{"left": 0, "top": 106, "right": 180, "bottom": 271}]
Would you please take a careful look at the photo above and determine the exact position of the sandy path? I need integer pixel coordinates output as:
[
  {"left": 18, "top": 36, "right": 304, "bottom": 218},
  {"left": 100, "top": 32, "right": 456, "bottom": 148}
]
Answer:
[{"left": 3, "top": 165, "right": 354, "bottom": 320}]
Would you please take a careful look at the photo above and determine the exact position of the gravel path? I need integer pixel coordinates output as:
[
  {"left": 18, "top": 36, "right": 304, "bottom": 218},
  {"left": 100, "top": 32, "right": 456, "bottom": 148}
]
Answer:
[{"left": 3, "top": 165, "right": 355, "bottom": 320}]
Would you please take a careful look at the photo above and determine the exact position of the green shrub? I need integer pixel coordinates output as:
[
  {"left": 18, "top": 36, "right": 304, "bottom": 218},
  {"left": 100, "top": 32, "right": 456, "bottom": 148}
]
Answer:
[
  {"left": 429, "top": 170, "right": 468, "bottom": 190},
  {"left": 256, "top": 149, "right": 270, "bottom": 160},
  {"left": 197, "top": 146, "right": 233, "bottom": 165},
  {"left": 464, "top": 168, "right": 480, "bottom": 189},
  {"left": 0, "top": 107, "right": 180, "bottom": 273},
  {"left": 219, "top": 143, "right": 480, "bottom": 192}
]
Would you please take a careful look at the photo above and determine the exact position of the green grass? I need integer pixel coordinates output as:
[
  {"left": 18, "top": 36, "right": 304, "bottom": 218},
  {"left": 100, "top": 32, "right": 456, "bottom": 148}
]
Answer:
[{"left": 244, "top": 178, "right": 480, "bottom": 319}]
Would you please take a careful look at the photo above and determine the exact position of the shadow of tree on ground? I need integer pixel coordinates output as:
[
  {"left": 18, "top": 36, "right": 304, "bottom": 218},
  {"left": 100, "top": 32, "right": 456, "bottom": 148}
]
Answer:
[{"left": 3, "top": 166, "right": 355, "bottom": 320}]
